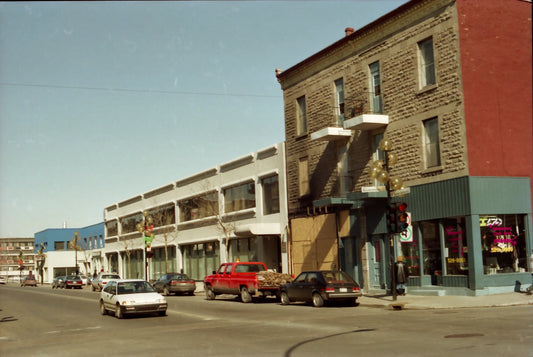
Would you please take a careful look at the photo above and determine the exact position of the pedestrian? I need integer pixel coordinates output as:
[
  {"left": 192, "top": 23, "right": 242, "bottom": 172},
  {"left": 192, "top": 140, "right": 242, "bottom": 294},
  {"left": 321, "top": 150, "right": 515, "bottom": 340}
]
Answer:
[{"left": 395, "top": 256, "right": 409, "bottom": 296}]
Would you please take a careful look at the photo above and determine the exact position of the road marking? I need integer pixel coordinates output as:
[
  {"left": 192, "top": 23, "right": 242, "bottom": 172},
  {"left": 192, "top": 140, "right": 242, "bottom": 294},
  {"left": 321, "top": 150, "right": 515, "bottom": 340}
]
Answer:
[{"left": 45, "top": 326, "right": 102, "bottom": 334}]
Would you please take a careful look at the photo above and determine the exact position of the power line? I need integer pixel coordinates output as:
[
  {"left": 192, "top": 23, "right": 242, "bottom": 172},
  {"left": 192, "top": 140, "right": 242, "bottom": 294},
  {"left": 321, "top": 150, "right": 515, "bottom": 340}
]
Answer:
[{"left": 0, "top": 81, "right": 281, "bottom": 99}]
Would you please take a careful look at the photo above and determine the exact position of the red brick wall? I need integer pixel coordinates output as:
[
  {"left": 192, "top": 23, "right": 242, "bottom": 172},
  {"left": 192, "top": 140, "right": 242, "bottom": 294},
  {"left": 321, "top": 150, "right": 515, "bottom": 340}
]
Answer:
[{"left": 457, "top": 0, "right": 532, "bottom": 188}]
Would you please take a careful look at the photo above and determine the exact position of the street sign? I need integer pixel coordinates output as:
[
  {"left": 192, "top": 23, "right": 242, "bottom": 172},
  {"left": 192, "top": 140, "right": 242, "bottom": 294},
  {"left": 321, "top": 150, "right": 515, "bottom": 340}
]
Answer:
[{"left": 399, "top": 213, "right": 413, "bottom": 242}]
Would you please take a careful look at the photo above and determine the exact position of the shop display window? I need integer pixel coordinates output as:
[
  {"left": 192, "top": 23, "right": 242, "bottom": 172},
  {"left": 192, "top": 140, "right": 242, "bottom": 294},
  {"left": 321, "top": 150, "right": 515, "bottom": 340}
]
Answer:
[
  {"left": 443, "top": 218, "right": 468, "bottom": 275},
  {"left": 481, "top": 215, "right": 527, "bottom": 274}
]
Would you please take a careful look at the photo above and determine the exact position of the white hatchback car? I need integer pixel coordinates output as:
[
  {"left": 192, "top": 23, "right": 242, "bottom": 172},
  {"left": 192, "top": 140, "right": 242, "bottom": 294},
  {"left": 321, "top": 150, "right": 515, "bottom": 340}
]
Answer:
[{"left": 99, "top": 279, "right": 167, "bottom": 319}]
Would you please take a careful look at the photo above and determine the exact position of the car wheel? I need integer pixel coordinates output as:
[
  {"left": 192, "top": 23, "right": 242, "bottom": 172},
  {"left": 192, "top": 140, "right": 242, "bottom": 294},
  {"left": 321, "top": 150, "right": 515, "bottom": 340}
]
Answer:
[
  {"left": 158, "top": 310, "right": 167, "bottom": 317},
  {"left": 280, "top": 291, "right": 291, "bottom": 305},
  {"left": 115, "top": 305, "right": 123, "bottom": 319},
  {"left": 163, "top": 287, "right": 170, "bottom": 296},
  {"left": 241, "top": 287, "right": 252, "bottom": 303},
  {"left": 205, "top": 287, "right": 216, "bottom": 300},
  {"left": 100, "top": 301, "right": 107, "bottom": 315},
  {"left": 312, "top": 293, "right": 324, "bottom": 308}
]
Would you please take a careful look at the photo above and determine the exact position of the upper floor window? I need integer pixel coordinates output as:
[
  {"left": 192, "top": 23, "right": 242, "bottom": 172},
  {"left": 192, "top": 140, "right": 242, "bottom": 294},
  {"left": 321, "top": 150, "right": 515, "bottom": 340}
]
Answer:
[
  {"left": 418, "top": 37, "right": 436, "bottom": 87},
  {"left": 423, "top": 117, "right": 441, "bottom": 168},
  {"left": 372, "top": 133, "right": 386, "bottom": 187},
  {"left": 148, "top": 203, "right": 176, "bottom": 227},
  {"left": 369, "top": 61, "right": 382, "bottom": 113},
  {"left": 296, "top": 96, "right": 307, "bottom": 136},
  {"left": 334, "top": 79, "right": 345, "bottom": 125},
  {"left": 179, "top": 191, "right": 219, "bottom": 222},
  {"left": 224, "top": 181, "right": 255, "bottom": 213},
  {"left": 120, "top": 212, "right": 143, "bottom": 234},
  {"left": 106, "top": 220, "right": 118, "bottom": 237},
  {"left": 261, "top": 175, "right": 280, "bottom": 215},
  {"left": 298, "top": 157, "right": 310, "bottom": 197}
]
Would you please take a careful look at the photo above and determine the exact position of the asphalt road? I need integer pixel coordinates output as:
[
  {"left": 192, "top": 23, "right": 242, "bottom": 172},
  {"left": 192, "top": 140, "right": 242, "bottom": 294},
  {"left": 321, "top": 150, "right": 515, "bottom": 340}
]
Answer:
[{"left": 1, "top": 284, "right": 532, "bottom": 357}]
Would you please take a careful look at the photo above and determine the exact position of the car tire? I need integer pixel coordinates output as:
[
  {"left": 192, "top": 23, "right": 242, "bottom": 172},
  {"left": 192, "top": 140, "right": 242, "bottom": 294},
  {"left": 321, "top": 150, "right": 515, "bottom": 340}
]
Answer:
[
  {"left": 312, "top": 293, "right": 324, "bottom": 308},
  {"left": 100, "top": 301, "right": 107, "bottom": 315},
  {"left": 205, "top": 287, "right": 216, "bottom": 300},
  {"left": 280, "top": 291, "right": 291, "bottom": 305},
  {"left": 115, "top": 305, "right": 123, "bottom": 319},
  {"left": 163, "top": 287, "right": 170, "bottom": 296},
  {"left": 241, "top": 287, "right": 252, "bottom": 303},
  {"left": 158, "top": 310, "right": 167, "bottom": 317}
]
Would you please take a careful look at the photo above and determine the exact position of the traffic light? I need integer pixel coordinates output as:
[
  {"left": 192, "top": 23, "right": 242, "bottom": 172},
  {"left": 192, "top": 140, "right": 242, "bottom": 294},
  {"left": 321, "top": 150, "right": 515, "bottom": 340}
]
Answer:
[
  {"left": 395, "top": 202, "right": 409, "bottom": 233},
  {"left": 386, "top": 203, "right": 397, "bottom": 233}
]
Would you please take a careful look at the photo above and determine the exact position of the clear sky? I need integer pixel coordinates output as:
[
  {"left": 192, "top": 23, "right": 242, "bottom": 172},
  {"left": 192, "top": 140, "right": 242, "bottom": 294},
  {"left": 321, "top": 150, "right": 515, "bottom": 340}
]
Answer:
[{"left": 0, "top": 0, "right": 406, "bottom": 238}]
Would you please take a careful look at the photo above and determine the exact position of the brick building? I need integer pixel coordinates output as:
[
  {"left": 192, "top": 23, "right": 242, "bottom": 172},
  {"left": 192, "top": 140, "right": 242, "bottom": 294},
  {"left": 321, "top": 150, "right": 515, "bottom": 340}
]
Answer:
[{"left": 276, "top": 0, "right": 532, "bottom": 295}]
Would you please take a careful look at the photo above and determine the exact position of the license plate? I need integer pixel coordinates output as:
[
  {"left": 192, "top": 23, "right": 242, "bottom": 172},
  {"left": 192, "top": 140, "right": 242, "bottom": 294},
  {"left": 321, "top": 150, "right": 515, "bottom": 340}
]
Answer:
[{"left": 339, "top": 288, "right": 348, "bottom": 293}]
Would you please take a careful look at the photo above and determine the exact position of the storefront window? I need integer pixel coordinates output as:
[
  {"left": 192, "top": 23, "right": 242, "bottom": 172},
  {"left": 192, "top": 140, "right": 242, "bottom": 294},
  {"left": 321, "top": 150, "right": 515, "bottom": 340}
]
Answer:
[
  {"left": 399, "top": 234, "right": 421, "bottom": 277},
  {"left": 183, "top": 241, "right": 220, "bottom": 280},
  {"left": 420, "top": 221, "right": 442, "bottom": 280},
  {"left": 228, "top": 237, "right": 258, "bottom": 262},
  {"left": 443, "top": 218, "right": 468, "bottom": 275},
  {"left": 481, "top": 215, "right": 527, "bottom": 274}
]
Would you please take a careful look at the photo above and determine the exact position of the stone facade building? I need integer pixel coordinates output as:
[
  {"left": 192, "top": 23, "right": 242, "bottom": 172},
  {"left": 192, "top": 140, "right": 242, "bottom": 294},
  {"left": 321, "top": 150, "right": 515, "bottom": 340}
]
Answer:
[{"left": 277, "top": 0, "right": 532, "bottom": 295}]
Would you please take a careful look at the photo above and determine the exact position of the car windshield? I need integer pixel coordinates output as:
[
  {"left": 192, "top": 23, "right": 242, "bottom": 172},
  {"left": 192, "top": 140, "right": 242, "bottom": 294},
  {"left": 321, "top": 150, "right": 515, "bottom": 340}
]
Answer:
[
  {"left": 168, "top": 274, "right": 189, "bottom": 280},
  {"left": 102, "top": 274, "right": 119, "bottom": 279},
  {"left": 322, "top": 271, "right": 355, "bottom": 284},
  {"left": 117, "top": 281, "right": 155, "bottom": 294}
]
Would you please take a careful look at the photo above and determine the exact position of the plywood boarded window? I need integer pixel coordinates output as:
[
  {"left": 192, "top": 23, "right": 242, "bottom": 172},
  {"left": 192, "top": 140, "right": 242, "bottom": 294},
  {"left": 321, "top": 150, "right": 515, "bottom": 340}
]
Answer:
[{"left": 290, "top": 214, "right": 338, "bottom": 275}]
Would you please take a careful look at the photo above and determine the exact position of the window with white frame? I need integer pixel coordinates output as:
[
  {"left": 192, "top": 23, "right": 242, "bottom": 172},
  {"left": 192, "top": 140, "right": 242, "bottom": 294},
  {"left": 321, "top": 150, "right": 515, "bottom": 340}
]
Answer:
[
  {"left": 372, "top": 133, "right": 385, "bottom": 187},
  {"left": 334, "top": 78, "right": 345, "bottom": 125},
  {"left": 298, "top": 157, "right": 310, "bottom": 197},
  {"left": 418, "top": 37, "right": 436, "bottom": 87},
  {"left": 224, "top": 181, "right": 255, "bottom": 213},
  {"left": 296, "top": 96, "right": 307, "bottom": 135},
  {"left": 261, "top": 175, "right": 279, "bottom": 215},
  {"left": 423, "top": 117, "right": 441, "bottom": 168},
  {"left": 369, "top": 61, "right": 382, "bottom": 113}
]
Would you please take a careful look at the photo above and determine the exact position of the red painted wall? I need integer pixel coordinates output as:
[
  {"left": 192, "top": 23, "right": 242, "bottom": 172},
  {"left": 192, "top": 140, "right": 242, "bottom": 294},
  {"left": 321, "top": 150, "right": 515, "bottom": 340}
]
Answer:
[{"left": 457, "top": 0, "right": 532, "bottom": 190}]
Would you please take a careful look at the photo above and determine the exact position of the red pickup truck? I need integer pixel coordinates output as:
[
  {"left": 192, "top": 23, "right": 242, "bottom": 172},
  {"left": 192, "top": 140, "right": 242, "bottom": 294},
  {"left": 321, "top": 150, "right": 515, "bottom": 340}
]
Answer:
[{"left": 204, "top": 262, "right": 292, "bottom": 303}]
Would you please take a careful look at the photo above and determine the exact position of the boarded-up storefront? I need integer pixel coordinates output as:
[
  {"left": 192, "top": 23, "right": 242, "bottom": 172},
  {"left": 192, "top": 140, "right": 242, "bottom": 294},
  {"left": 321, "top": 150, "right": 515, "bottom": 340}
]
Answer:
[{"left": 290, "top": 213, "right": 339, "bottom": 275}]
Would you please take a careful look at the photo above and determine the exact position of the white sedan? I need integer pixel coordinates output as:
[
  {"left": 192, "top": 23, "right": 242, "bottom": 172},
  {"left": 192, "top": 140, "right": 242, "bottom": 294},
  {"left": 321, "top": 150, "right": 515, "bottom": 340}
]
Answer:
[{"left": 99, "top": 279, "right": 167, "bottom": 319}]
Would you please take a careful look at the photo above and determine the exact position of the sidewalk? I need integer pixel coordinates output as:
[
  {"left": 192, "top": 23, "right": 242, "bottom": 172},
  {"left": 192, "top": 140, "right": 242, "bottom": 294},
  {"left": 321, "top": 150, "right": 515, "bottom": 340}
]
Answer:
[{"left": 359, "top": 291, "right": 533, "bottom": 310}]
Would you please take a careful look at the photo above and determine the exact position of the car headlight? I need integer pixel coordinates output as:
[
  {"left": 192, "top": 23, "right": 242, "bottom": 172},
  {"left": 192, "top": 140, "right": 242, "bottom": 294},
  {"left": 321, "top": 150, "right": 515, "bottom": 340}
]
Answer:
[
  {"left": 121, "top": 300, "right": 135, "bottom": 306},
  {"left": 157, "top": 298, "right": 166, "bottom": 303}
]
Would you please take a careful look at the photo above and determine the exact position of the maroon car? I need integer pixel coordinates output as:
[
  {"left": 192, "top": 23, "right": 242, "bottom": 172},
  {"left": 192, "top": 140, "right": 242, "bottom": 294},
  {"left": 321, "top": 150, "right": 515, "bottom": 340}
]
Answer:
[
  {"left": 21, "top": 276, "right": 37, "bottom": 287},
  {"left": 152, "top": 273, "right": 196, "bottom": 296}
]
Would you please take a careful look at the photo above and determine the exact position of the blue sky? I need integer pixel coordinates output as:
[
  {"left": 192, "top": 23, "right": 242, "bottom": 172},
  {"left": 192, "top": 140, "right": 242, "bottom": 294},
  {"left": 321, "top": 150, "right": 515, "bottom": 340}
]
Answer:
[{"left": 0, "top": 1, "right": 406, "bottom": 237}]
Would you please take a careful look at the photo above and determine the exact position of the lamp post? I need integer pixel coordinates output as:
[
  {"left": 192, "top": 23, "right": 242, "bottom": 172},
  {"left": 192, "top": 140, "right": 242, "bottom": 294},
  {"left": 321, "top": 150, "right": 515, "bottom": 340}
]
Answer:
[
  {"left": 137, "top": 211, "right": 154, "bottom": 282},
  {"left": 369, "top": 138, "right": 406, "bottom": 301},
  {"left": 70, "top": 231, "right": 81, "bottom": 275}
]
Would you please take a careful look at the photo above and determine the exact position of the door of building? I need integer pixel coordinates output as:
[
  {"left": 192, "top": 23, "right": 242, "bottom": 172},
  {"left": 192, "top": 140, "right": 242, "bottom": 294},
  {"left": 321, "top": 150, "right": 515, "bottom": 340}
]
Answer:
[{"left": 370, "top": 236, "right": 385, "bottom": 289}]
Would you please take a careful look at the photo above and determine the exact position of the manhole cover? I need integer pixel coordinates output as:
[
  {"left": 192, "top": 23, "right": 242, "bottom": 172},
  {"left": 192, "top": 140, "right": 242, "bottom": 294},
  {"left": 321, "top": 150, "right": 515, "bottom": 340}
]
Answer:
[{"left": 444, "top": 333, "right": 484, "bottom": 339}]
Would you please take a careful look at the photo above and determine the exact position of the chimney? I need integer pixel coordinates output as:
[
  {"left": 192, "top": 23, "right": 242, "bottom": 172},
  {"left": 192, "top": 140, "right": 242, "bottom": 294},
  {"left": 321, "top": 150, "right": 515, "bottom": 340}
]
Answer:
[{"left": 345, "top": 27, "right": 354, "bottom": 37}]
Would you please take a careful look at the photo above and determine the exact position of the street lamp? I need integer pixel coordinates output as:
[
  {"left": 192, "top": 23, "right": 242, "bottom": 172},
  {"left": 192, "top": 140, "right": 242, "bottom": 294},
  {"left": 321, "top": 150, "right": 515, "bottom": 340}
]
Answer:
[
  {"left": 70, "top": 231, "right": 81, "bottom": 275},
  {"left": 369, "top": 138, "right": 407, "bottom": 301},
  {"left": 137, "top": 211, "right": 154, "bottom": 281}
]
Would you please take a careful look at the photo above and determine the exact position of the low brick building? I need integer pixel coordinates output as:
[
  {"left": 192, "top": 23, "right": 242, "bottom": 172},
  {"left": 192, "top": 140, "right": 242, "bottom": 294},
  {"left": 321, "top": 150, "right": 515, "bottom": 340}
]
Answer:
[{"left": 276, "top": 0, "right": 532, "bottom": 295}]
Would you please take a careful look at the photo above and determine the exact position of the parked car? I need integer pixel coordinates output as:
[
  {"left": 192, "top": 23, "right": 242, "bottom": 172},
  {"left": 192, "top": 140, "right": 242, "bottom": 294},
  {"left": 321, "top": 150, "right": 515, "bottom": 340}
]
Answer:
[
  {"left": 91, "top": 272, "right": 120, "bottom": 292},
  {"left": 99, "top": 279, "right": 167, "bottom": 319},
  {"left": 52, "top": 276, "right": 65, "bottom": 289},
  {"left": 280, "top": 270, "right": 362, "bottom": 307},
  {"left": 80, "top": 275, "right": 89, "bottom": 286},
  {"left": 152, "top": 273, "right": 196, "bottom": 296},
  {"left": 21, "top": 276, "right": 37, "bottom": 287},
  {"left": 0, "top": 276, "right": 6, "bottom": 284},
  {"left": 61, "top": 275, "right": 83, "bottom": 289}
]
